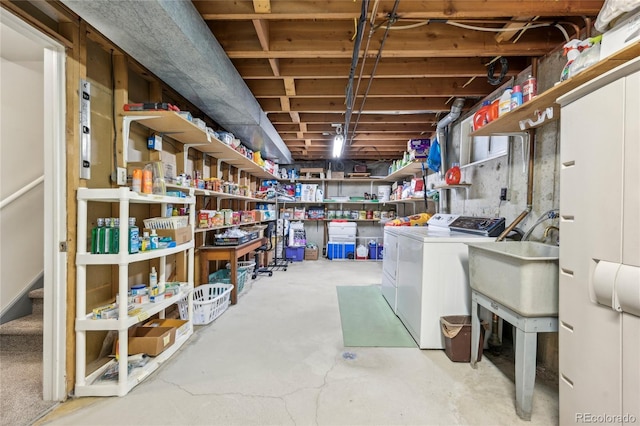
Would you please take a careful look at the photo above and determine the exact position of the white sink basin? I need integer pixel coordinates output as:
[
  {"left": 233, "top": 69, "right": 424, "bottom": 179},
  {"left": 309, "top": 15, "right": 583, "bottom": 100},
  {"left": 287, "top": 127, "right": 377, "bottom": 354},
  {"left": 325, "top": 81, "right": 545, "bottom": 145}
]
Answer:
[{"left": 466, "top": 241, "right": 559, "bottom": 317}]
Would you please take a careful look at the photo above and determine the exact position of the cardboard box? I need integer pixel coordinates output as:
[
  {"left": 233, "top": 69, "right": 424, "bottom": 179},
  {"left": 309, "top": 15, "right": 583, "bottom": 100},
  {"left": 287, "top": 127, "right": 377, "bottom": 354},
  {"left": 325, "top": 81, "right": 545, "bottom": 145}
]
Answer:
[
  {"left": 122, "top": 326, "right": 176, "bottom": 356},
  {"left": 143, "top": 318, "right": 190, "bottom": 340},
  {"left": 304, "top": 247, "right": 319, "bottom": 260},
  {"left": 332, "top": 171, "right": 345, "bottom": 179},
  {"left": 145, "top": 227, "right": 192, "bottom": 245}
]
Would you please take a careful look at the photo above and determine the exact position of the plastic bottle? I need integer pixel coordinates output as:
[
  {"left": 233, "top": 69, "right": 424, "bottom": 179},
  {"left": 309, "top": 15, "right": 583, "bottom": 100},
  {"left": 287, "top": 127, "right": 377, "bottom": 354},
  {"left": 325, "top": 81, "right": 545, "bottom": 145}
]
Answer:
[
  {"left": 141, "top": 231, "right": 150, "bottom": 252},
  {"left": 511, "top": 85, "right": 523, "bottom": 110},
  {"left": 149, "top": 267, "right": 158, "bottom": 297},
  {"left": 150, "top": 229, "right": 159, "bottom": 250},
  {"left": 473, "top": 100, "right": 491, "bottom": 131},
  {"left": 132, "top": 169, "right": 142, "bottom": 193},
  {"left": 445, "top": 162, "right": 461, "bottom": 185},
  {"left": 91, "top": 217, "right": 105, "bottom": 254},
  {"left": 128, "top": 217, "right": 139, "bottom": 254},
  {"left": 142, "top": 165, "right": 153, "bottom": 194},
  {"left": 498, "top": 88, "right": 513, "bottom": 117},
  {"left": 110, "top": 218, "right": 120, "bottom": 254}
]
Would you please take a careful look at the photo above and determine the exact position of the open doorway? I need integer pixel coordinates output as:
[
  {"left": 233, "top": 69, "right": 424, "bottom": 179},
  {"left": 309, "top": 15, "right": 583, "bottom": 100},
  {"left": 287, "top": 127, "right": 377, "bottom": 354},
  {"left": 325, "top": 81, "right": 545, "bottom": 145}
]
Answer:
[{"left": 1, "top": 10, "right": 67, "bottom": 406}]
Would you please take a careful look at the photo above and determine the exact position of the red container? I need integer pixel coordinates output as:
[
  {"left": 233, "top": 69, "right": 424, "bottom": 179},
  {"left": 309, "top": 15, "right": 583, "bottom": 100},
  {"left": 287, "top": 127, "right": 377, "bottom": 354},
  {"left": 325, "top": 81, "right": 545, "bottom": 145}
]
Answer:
[
  {"left": 523, "top": 75, "right": 537, "bottom": 102},
  {"left": 473, "top": 101, "right": 491, "bottom": 131}
]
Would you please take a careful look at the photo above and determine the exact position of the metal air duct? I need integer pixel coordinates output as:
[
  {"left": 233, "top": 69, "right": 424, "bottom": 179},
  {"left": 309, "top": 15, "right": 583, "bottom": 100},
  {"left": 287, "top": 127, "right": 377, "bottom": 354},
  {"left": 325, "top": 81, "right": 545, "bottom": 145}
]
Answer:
[{"left": 61, "top": 0, "right": 292, "bottom": 163}]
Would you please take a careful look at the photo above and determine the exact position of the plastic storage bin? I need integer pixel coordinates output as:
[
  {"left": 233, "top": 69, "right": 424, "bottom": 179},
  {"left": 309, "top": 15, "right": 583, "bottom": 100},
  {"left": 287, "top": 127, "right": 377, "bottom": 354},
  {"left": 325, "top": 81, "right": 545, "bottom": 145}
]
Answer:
[
  {"left": 327, "top": 242, "right": 355, "bottom": 260},
  {"left": 440, "top": 315, "right": 484, "bottom": 362},
  {"left": 368, "top": 243, "right": 384, "bottom": 260},
  {"left": 285, "top": 246, "right": 305, "bottom": 262},
  {"left": 209, "top": 268, "right": 248, "bottom": 293},
  {"left": 178, "top": 283, "right": 233, "bottom": 325}
]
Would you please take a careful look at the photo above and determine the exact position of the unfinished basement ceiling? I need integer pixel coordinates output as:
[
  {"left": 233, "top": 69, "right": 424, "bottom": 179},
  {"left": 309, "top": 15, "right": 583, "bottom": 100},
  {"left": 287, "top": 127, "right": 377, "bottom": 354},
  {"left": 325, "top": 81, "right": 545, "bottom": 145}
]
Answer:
[
  {"left": 195, "top": 0, "right": 603, "bottom": 161},
  {"left": 47, "top": 0, "right": 604, "bottom": 162}
]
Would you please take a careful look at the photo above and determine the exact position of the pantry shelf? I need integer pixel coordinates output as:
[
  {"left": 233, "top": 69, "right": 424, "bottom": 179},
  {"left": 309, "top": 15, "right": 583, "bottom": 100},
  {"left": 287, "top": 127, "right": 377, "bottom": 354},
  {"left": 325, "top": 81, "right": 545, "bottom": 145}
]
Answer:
[
  {"left": 75, "top": 284, "right": 192, "bottom": 331},
  {"left": 74, "top": 330, "right": 193, "bottom": 397},
  {"left": 384, "top": 161, "right": 426, "bottom": 181},
  {"left": 75, "top": 187, "right": 195, "bottom": 397}
]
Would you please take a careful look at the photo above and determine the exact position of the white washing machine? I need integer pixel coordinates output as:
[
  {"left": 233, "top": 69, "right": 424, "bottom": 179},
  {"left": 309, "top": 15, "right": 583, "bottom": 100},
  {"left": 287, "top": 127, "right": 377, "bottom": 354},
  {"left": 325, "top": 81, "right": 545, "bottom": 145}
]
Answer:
[{"left": 381, "top": 214, "right": 505, "bottom": 349}]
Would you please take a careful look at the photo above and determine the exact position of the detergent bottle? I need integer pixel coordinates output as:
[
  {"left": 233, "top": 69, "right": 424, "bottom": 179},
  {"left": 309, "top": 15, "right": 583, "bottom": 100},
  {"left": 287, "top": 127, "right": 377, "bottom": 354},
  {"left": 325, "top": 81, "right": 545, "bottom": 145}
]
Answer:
[
  {"left": 498, "top": 88, "right": 513, "bottom": 117},
  {"left": 473, "top": 101, "right": 491, "bottom": 131}
]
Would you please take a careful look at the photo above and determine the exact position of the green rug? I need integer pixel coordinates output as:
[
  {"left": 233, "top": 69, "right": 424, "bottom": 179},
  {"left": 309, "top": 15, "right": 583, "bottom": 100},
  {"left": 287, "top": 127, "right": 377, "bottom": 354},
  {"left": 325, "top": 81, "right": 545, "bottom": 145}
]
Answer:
[{"left": 336, "top": 285, "right": 416, "bottom": 347}]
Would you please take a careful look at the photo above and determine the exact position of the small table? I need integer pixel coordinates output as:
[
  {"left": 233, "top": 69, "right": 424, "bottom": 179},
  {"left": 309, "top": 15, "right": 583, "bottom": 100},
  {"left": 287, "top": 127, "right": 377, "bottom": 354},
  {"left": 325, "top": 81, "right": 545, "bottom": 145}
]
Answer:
[
  {"left": 199, "top": 237, "right": 267, "bottom": 305},
  {"left": 470, "top": 290, "right": 558, "bottom": 421}
]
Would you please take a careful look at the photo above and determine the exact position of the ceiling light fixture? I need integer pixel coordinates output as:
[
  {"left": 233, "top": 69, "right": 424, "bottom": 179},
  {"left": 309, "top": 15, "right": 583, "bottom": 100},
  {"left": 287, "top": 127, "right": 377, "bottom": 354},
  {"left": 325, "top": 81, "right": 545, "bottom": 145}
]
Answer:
[{"left": 332, "top": 124, "right": 344, "bottom": 158}]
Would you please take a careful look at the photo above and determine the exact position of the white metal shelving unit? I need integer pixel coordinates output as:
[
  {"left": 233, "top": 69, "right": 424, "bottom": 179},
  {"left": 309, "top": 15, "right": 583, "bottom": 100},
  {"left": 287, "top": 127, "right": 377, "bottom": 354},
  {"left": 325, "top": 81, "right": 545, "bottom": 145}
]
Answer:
[{"left": 75, "top": 187, "right": 196, "bottom": 397}]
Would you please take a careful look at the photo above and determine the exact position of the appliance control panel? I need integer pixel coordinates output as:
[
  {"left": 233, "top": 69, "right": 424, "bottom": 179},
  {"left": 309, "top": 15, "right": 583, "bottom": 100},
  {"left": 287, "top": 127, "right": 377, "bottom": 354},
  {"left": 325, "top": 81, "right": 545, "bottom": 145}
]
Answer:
[{"left": 449, "top": 216, "right": 506, "bottom": 237}]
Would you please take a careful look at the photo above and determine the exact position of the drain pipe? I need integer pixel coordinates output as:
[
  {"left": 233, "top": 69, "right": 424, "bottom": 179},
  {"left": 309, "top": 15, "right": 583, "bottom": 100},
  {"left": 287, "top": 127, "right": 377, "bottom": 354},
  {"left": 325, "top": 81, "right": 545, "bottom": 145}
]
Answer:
[
  {"left": 488, "top": 128, "right": 535, "bottom": 351},
  {"left": 436, "top": 98, "right": 465, "bottom": 214},
  {"left": 496, "top": 129, "right": 535, "bottom": 241}
]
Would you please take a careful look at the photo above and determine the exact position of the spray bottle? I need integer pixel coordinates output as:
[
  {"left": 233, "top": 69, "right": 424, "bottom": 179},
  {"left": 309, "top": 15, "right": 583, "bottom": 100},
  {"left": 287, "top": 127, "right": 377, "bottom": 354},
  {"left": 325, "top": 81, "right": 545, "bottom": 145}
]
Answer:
[{"left": 560, "top": 39, "right": 582, "bottom": 82}]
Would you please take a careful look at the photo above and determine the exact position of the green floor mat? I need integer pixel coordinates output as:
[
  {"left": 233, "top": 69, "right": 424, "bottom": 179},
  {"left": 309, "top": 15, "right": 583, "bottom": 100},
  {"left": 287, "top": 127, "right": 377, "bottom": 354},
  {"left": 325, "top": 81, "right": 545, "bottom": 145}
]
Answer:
[{"left": 336, "top": 285, "right": 416, "bottom": 347}]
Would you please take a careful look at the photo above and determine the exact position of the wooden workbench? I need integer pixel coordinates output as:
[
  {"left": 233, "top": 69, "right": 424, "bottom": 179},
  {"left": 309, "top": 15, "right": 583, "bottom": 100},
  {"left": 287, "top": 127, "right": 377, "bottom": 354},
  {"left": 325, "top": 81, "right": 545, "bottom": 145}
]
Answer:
[{"left": 199, "top": 237, "right": 267, "bottom": 305}]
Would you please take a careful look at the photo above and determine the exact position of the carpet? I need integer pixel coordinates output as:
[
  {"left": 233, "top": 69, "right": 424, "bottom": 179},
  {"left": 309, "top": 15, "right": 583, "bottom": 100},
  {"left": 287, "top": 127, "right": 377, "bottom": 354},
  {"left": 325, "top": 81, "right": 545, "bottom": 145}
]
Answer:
[{"left": 336, "top": 285, "right": 416, "bottom": 347}]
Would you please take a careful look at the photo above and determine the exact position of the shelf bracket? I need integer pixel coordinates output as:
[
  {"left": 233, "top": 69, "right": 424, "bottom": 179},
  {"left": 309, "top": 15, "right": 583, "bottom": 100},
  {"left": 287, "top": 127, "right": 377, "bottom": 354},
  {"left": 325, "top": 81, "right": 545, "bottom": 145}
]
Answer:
[
  {"left": 122, "top": 114, "right": 162, "bottom": 166},
  {"left": 518, "top": 107, "right": 554, "bottom": 131},
  {"left": 216, "top": 158, "right": 235, "bottom": 180}
]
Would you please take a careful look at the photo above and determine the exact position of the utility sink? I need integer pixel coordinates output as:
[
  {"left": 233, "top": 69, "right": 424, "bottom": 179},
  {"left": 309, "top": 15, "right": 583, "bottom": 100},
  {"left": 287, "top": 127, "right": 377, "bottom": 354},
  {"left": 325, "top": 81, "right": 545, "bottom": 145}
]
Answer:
[{"left": 466, "top": 241, "right": 559, "bottom": 317}]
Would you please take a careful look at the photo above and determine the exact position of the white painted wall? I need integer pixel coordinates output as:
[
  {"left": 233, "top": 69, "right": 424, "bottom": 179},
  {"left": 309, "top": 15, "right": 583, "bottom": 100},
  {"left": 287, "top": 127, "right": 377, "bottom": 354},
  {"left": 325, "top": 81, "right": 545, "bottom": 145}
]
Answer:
[{"left": 0, "top": 51, "right": 45, "bottom": 312}]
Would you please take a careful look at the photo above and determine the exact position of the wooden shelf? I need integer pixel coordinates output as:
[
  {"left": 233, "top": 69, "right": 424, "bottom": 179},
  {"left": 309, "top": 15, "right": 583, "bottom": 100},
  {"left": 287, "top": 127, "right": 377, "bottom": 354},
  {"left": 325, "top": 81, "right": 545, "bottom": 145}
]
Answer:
[
  {"left": 122, "top": 111, "right": 278, "bottom": 180},
  {"left": 472, "top": 41, "right": 640, "bottom": 136},
  {"left": 384, "top": 161, "right": 426, "bottom": 181},
  {"left": 434, "top": 183, "right": 471, "bottom": 190}
]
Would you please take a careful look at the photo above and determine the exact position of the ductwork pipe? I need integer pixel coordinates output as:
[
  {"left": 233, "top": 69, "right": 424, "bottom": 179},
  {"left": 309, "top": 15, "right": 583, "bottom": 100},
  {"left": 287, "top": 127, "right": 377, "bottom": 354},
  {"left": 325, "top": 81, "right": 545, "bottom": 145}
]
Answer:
[{"left": 436, "top": 98, "right": 465, "bottom": 213}]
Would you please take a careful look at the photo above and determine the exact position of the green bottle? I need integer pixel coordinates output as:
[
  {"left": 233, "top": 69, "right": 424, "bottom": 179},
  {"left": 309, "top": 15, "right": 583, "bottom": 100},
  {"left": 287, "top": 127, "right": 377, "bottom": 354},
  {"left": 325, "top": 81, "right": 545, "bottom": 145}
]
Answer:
[{"left": 91, "top": 218, "right": 104, "bottom": 254}]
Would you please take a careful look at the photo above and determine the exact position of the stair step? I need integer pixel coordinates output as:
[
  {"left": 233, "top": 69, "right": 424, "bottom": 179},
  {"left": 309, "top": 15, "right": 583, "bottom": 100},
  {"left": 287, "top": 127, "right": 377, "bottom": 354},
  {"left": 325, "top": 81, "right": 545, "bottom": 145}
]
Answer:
[
  {"left": 0, "top": 314, "right": 43, "bottom": 353},
  {"left": 29, "top": 288, "right": 44, "bottom": 316}
]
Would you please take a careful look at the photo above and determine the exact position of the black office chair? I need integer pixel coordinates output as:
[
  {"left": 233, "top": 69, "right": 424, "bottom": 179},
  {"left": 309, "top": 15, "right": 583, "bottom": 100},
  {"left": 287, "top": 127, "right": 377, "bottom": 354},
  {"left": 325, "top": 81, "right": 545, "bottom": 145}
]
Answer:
[{"left": 253, "top": 221, "right": 275, "bottom": 278}]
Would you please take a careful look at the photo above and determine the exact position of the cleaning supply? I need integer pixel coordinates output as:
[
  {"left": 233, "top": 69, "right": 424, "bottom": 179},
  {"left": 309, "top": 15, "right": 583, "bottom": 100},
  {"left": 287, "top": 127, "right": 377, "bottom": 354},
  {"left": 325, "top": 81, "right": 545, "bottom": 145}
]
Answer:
[
  {"left": 473, "top": 101, "right": 491, "bottom": 131},
  {"left": 560, "top": 39, "right": 582, "bottom": 82},
  {"left": 445, "top": 163, "right": 461, "bottom": 185},
  {"left": 523, "top": 75, "right": 537, "bottom": 102},
  {"left": 498, "top": 88, "right": 513, "bottom": 117},
  {"left": 131, "top": 169, "right": 142, "bottom": 193},
  {"left": 510, "top": 85, "right": 523, "bottom": 110}
]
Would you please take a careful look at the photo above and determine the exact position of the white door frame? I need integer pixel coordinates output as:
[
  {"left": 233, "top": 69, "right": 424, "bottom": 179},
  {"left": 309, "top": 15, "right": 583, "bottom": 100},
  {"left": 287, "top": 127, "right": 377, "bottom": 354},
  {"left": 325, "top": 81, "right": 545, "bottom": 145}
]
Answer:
[{"left": 1, "top": 11, "right": 68, "bottom": 401}]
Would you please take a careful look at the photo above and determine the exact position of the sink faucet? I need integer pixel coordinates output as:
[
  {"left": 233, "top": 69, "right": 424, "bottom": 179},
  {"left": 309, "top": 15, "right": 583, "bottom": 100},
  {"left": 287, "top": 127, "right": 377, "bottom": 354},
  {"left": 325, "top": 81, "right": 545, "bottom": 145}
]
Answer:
[
  {"left": 521, "top": 209, "right": 559, "bottom": 241},
  {"left": 543, "top": 225, "right": 559, "bottom": 245}
]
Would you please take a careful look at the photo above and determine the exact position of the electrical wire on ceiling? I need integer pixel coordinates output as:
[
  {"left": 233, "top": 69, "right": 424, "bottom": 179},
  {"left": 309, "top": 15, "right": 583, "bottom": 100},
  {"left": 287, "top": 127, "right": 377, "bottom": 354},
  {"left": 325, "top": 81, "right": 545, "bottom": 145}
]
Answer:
[
  {"left": 342, "top": 0, "right": 370, "bottom": 157},
  {"left": 345, "top": 0, "right": 401, "bottom": 149},
  {"left": 378, "top": 18, "right": 574, "bottom": 42}
]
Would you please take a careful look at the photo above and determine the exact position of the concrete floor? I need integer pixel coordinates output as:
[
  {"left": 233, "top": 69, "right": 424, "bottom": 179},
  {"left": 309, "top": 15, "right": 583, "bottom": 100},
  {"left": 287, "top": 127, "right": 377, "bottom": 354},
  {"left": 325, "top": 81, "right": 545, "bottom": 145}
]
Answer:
[{"left": 38, "top": 259, "right": 558, "bottom": 425}]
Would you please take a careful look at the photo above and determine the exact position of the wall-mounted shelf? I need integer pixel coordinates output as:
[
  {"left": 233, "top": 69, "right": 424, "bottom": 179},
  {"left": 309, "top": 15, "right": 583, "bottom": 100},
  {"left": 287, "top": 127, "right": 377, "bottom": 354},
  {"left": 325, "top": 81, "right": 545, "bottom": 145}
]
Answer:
[
  {"left": 471, "top": 41, "right": 640, "bottom": 136},
  {"left": 122, "top": 111, "right": 278, "bottom": 180},
  {"left": 384, "top": 161, "right": 426, "bottom": 182},
  {"left": 386, "top": 197, "right": 436, "bottom": 204}
]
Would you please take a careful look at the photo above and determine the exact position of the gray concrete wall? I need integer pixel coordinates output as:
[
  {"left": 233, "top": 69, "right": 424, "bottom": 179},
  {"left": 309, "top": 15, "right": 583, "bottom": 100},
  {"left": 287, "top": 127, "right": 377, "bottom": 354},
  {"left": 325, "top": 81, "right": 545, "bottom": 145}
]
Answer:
[{"left": 428, "top": 51, "right": 567, "bottom": 373}]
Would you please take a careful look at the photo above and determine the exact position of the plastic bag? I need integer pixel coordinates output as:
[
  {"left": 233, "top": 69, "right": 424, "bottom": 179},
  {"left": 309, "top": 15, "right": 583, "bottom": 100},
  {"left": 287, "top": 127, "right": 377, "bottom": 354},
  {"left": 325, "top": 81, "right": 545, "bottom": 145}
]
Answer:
[
  {"left": 595, "top": 0, "right": 640, "bottom": 32},
  {"left": 427, "top": 139, "right": 441, "bottom": 172}
]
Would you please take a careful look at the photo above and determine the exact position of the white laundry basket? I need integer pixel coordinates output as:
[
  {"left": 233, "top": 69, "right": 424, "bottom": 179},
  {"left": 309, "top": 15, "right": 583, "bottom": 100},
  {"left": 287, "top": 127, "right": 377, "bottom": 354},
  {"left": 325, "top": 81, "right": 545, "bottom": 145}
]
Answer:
[{"left": 178, "top": 283, "right": 233, "bottom": 325}]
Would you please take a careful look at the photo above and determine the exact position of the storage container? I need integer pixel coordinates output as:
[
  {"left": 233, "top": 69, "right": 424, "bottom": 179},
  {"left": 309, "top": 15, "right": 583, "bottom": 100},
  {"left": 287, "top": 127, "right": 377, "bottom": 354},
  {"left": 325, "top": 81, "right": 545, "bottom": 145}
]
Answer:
[
  {"left": 327, "top": 242, "right": 355, "bottom": 260},
  {"left": 209, "top": 268, "right": 249, "bottom": 293},
  {"left": 440, "top": 315, "right": 484, "bottom": 363},
  {"left": 178, "top": 283, "right": 233, "bottom": 325},
  {"left": 285, "top": 246, "right": 305, "bottom": 262},
  {"left": 328, "top": 221, "right": 357, "bottom": 243}
]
